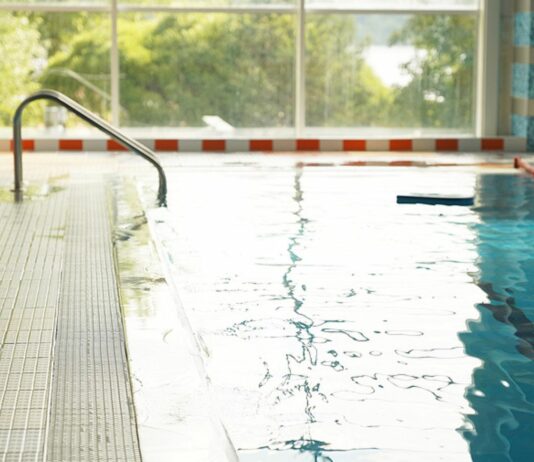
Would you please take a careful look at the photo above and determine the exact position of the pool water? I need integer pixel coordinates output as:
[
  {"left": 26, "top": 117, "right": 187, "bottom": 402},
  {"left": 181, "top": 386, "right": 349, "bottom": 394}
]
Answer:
[{"left": 140, "top": 158, "right": 534, "bottom": 462}]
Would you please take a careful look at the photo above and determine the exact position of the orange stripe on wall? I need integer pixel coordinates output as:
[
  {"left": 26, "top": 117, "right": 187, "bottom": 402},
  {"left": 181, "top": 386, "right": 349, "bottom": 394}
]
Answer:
[
  {"left": 155, "top": 139, "right": 179, "bottom": 151},
  {"left": 343, "top": 140, "right": 366, "bottom": 151},
  {"left": 202, "top": 140, "right": 226, "bottom": 151},
  {"left": 9, "top": 140, "right": 35, "bottom": 151},
  {"left": 481, "top": 138, "right": 504, "bottom": 151},
  {"left": 436, "top": 139, "right": 459, "bottom": 151},
  {"left": 107, "top": 140, "right": 128, "bottom": 151},
  {"left": 59, "top": 139, "right": 83, "bottom": 151},
  {"left": 296, "top": 139, "right": 320, "bottom": 151},
  {"left": 389, "top": 139, "right": 413, "bottom": 151},
  {"left": 250, "top": 140, "right": 273, "bottom": 151}
]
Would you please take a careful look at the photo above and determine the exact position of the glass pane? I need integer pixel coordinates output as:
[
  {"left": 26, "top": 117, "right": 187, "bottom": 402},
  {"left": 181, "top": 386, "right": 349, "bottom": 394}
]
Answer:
[
  {"left": 119, "top": 0, "right": 294, "bottom": 7},
  {"left": 0, "top": 0, "right": 107, "bottom": 4},
  {"left": 307, "top": 0, "right": 479, "bottom": 9},
  {"left": 0, "top": 12, "right": 110, "bottom": 128},
  {"left": 306, "top": 14, "right": 477, "bottom": 134},
  {"left": 118, "top": 13, "right": 295, "bottom": 129}
]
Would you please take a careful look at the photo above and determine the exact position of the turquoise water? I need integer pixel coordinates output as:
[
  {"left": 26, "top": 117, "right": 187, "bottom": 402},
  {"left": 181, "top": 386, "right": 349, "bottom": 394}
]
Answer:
[
  {"left": 460, "top": 174, "right": 534, "bottom": 462},
  {"left": 142, "top": 159, "right": 534, "bottom": 462}
]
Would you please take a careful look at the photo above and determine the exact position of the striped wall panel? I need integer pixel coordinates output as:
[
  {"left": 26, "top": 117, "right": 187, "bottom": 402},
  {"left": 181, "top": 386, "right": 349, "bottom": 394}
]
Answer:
[
  {"left": 0, "top": 137, "right": 526, "bottom": 153},
  {"left": 513, "top": 0, "right": 534, "bottom": 150}
]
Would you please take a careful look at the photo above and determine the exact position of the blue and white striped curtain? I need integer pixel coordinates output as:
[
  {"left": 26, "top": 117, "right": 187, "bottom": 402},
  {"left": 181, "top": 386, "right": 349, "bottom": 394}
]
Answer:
[{"left": 512, "top": 0, "right": 534, "bottom": 150}]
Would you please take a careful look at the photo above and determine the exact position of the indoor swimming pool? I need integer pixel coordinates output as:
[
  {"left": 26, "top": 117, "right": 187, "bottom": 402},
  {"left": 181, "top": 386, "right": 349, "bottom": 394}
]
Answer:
[{"left": 136, "top": 157, "right": 534, "bottom": 462}]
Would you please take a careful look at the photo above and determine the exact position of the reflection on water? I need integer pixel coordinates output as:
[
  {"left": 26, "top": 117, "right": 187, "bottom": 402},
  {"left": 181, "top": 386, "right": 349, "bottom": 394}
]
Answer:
[
  {"left": 137, "top": 158, "right": 534, "bottom": 461},
  {"left": 278, "top": 166, "right": 322, "bottom": 434},
  {"left": 461, "top": 174, "right": 534, "bottom": 462}
]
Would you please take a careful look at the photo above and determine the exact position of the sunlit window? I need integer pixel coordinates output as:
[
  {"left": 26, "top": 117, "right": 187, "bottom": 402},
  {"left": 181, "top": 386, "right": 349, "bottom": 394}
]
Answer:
[{"left": 0, "top": 0, "right": 480, "bottom": 135}]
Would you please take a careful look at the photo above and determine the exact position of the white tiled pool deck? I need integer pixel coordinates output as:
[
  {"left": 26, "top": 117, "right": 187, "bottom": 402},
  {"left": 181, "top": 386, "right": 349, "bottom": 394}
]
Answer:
[{"left": 0, "top": 154, "right": 140, "bottom": 461}]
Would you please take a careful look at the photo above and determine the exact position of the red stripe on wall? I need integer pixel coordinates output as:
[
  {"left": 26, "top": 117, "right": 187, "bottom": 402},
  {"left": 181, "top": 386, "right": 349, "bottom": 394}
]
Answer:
[
  {"left": 296, "top": 139, "right": 320, "bottom": 151},
  {"left": 389, "top": 160, "right": 414, "bottom": 166},
  {"left": 202, "top": 140, "right": 226, "bottom": 151},
  {"left": 107, "top": 140, "right": 128, "bottom": 151},
  {"left": 343, "top": 140, "right": 366, "bottom": 151},
  {"left": 435, "top": 139, "right": 459, "bottom": 151},
  {"left": 481, "top": 138, "right": 504, "bottom": 151},
  {"left": 389, "top": 140, "right": 413, "bottom": 151},
  {"left": 59, "top": 139, "right": 83, "bottom": 151},
  {"left": 9, "top": 140, "right": 35, "bottom": 151},
  {"left": 155, "top": 139, "right": 179, "bottom": 151},
  {"left": 250, "top": 139, "right": 273, "bottom": 152}
]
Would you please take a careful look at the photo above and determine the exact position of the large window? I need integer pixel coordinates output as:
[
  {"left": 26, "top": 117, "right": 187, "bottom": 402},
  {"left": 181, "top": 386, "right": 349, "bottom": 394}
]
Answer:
[
  {"left": 0, "top": 0, "right": 483, "bottom": 136},
  {"left": 118, "top": 13, "right": 295, "bottom": 128},
  {"left": 305, "top": 13, "right": 477, "bottom": 135}
]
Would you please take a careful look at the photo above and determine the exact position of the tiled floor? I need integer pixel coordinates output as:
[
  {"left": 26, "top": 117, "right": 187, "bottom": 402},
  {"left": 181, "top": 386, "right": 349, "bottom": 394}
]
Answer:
[{"left": 0, "top": 154, "right": 141, "bottom": 461}]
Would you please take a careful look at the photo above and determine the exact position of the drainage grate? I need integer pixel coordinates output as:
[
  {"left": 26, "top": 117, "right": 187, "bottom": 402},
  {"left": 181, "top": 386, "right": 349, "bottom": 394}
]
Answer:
[{"left": 47, "top": 180, "right": 141, "bottom": 462}]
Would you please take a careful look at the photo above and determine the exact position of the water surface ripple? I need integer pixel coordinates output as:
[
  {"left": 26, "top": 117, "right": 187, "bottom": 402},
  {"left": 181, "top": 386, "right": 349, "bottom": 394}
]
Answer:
[{"left": 139, "top": 158, "right": 534, "bottom": 461}]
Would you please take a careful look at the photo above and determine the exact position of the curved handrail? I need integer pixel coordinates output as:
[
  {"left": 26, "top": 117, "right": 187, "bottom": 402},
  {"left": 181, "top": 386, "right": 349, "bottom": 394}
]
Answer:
[{"left": 13, "top": 89, "right": 167, "bottom": 206}]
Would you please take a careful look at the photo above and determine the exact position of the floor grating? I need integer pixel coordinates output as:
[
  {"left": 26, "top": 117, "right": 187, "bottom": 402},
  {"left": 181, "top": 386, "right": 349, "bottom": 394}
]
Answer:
[{"left": 0, "top": 173, "right": 141, "bottom": 462}]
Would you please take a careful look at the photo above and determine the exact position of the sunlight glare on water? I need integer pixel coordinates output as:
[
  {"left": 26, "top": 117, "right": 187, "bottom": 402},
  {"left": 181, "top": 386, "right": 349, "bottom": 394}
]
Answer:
[{"left": 138, "top": 157, "right": 534, "bottom": 462}]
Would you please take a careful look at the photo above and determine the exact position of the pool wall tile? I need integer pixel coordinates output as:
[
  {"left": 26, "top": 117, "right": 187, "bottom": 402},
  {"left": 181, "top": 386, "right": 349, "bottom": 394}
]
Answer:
[
  {"left": 59, "top": 139, "right": 83, "bottom": 151},
  {"left": 107, "top": 140, "right": 128, "bottom": 151},
  {"left": 83, "top": 139, "right": 108, "bottom": 151},
  {"left": 435, "top": 139, "right": 459, "bottom": 151},
  {"left": 296, "top": 139, "right": 320, "bottom": 151},
  {"left": 179, "top": 140, "right": 202, "bottom": 152},
  {"left": 458, "top": 139, "right": 481, "bottom": 152},
  {"left": 154, "top": 139, "right": 179, "bottom": 151},
  {"left": 225, "top": 139, "right": 249, "bottom": 152},
  {"left": 366, "top": 140, "right": 389, "bottom": 151},
  {"left": 34, "top": 139, "right": 58, "bottom": 152},
  {"left": 202, "top": 139, "right": 226, "bottom": 151},
  {"left": 389, "top": 139, "right": 413, "bottom": 151},
  {"left": 506, "top": 136, "right": 528, "bottom": 151},
  {"left": 481, "top": 138, "right": 505, "bottom": 151},
  {"left": 273, "top": 140, "right": 296, "bottom": 151},
  {"left": 139, "top": 139, "right": 155, "bottom": 150},
  {"left": 343, "top": 140, "right": 366, "bottom": 151},
  {"left": 319, "top": 140, "right": 343, "bottom": 151},
  {"left": 412, "top": 139, "right": 435, "bottom": 152},
  {"left": 250, "top": 139, "right": 273, "bottom": 151}
]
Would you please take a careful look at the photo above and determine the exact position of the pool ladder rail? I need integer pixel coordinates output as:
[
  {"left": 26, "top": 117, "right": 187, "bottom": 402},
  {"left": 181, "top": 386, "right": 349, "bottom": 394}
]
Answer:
[{"left": 13, "top": 89, "right": 167, "bottom": 207}]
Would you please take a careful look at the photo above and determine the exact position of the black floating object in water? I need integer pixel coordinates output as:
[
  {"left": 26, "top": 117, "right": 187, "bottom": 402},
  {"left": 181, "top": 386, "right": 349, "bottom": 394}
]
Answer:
[{"left": 397, "top": 194, "right": 474, "bottom": 206}]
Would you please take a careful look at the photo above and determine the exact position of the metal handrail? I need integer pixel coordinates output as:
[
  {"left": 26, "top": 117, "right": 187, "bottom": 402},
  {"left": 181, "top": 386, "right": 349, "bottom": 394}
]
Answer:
[{"left": 13, "top": 89, "right": 167, "bottom": 206}]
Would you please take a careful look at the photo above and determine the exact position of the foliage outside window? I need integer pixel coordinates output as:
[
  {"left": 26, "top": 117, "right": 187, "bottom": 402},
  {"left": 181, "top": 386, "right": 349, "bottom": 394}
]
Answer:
[{"left": 0, "top": 3, "right": 477, "bottom": 133}]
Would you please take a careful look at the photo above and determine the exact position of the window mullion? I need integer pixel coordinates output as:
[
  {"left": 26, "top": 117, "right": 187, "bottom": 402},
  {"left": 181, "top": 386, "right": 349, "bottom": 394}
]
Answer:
[
  {"left": 296, "top": 0, "right": 306, "bottom": 136},
  {"left": 111, "top": 0, "right": 120, "bottom": 126}
]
